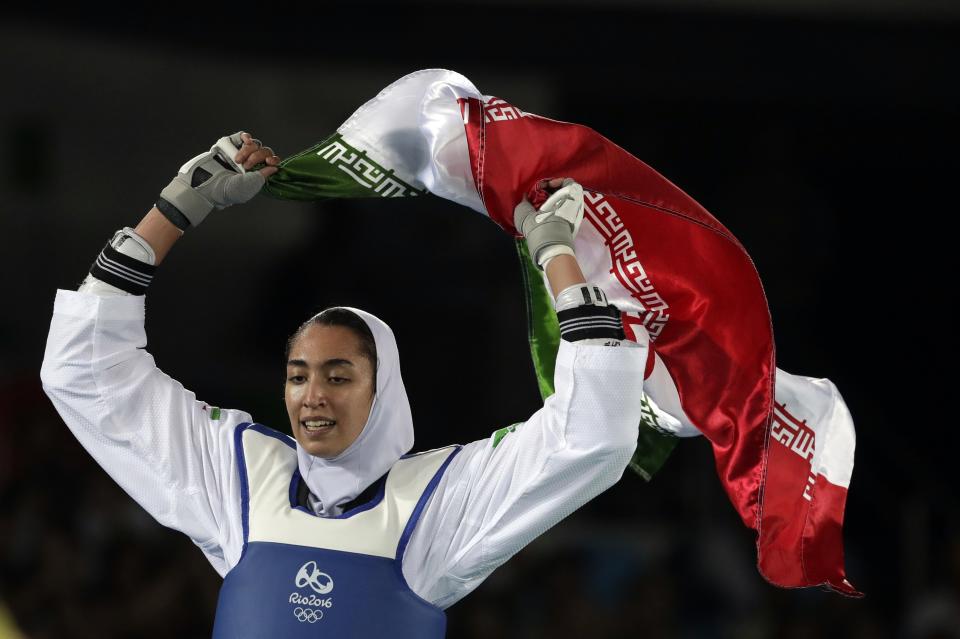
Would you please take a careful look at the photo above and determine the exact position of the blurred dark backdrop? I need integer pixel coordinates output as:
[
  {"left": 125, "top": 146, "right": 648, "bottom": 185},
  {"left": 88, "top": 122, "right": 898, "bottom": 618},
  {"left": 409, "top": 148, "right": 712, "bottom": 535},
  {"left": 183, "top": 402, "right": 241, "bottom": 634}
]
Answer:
[{"left": 1, "top": 3, "right": 957, "bottom": 638}]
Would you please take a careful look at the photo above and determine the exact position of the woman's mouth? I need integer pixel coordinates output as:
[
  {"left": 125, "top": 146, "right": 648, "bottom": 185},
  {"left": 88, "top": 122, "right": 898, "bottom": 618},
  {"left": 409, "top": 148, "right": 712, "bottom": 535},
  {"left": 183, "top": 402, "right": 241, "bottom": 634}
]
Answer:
[{"left": 302, "top": 419, "right": 336, "bottom": 433}]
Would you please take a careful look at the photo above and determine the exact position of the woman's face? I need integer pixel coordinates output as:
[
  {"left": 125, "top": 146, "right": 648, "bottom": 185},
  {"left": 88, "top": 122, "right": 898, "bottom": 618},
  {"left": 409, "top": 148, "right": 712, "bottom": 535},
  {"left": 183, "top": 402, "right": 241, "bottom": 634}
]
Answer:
[{"left": 285, "top": 323, "right": 376, "bottom": 458}]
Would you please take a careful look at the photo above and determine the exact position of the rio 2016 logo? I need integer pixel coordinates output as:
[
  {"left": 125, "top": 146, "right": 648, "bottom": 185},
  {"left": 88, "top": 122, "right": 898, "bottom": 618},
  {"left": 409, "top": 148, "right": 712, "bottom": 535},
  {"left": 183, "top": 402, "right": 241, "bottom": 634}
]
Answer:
[
  {"left": 289, "top": 560, "right": 334, "bottom": 622},
  {"left": 295, "top": 561, "right": 334, "bottom": 594},
  {"left": 289, "top": 592, "right": 332, "bottom": 608}
]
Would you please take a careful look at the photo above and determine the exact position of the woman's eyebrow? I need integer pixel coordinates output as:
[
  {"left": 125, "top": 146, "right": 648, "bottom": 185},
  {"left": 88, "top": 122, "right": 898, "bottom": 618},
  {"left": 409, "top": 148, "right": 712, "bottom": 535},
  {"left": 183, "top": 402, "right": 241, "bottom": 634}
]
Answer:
[
  {"left": 286, "top": 358, "right": 355, "bottom": 368},
  {"left": 322, "top": 358, "right": 354, "bottom": 368}
]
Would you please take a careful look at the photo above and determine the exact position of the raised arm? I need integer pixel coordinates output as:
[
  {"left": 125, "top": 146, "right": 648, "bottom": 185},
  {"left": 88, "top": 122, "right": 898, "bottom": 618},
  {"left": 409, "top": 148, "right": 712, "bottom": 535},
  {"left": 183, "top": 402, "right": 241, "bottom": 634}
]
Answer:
[
  {"left": 403, "top": 179, "right": 649, "bottom": 608},
  {"left": 127, "top": 132, "right": 279, "bottom": 264},
  {"left": 40, "top": 132, "right": 280, "bottom": 575}
]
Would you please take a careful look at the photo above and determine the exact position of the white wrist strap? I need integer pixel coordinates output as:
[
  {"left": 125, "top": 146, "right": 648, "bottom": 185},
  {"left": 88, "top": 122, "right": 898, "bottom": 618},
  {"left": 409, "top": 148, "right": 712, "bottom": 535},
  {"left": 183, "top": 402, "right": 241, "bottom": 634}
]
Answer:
[
  {"left": 113, "top": 226, "right": 157, "bottom": 265},
  {"left": 554, "top": 282, "right": 610, "bottom": 312}
]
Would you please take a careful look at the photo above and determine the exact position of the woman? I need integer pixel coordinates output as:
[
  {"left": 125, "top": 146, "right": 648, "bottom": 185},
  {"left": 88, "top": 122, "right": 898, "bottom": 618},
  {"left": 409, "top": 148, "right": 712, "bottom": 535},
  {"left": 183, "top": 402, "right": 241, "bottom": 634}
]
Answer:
[{"left": 40, "top": 132, "right": 649, "bottom": 637}]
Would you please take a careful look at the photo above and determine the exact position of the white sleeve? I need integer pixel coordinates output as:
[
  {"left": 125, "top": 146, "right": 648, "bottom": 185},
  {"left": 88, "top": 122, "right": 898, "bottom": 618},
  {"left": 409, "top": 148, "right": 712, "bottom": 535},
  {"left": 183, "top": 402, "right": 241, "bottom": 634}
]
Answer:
[
  {"left": 39, "top": 289, "right": 249, "bottom": 576},
  {"left": 402, "top": 335, "right": 649, "bottom": 609}
]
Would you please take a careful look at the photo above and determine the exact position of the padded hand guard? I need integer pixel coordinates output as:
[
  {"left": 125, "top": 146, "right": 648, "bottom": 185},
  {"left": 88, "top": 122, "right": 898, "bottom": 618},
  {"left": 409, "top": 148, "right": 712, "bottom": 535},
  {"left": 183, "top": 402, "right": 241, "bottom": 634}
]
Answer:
[
  {"left": 156, "top": 132, "right": 265, "bottom": 230},
  {"left": 513, "top": 178, "right": 585, "bottom": 270}
]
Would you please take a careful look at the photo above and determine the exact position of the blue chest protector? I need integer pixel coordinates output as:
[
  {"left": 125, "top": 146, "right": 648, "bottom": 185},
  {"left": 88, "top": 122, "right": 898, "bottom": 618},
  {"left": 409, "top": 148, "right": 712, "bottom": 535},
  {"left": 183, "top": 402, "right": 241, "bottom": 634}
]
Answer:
[{"left": 213, "top": 424, "right": 461, "bottom": 638}]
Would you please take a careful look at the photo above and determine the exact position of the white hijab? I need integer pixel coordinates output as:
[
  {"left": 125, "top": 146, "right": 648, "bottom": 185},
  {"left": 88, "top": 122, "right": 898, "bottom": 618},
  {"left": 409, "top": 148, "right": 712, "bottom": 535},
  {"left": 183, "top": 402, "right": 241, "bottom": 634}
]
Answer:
[{"left": 295, "top": 307, "right": 415, "bottom": 517}]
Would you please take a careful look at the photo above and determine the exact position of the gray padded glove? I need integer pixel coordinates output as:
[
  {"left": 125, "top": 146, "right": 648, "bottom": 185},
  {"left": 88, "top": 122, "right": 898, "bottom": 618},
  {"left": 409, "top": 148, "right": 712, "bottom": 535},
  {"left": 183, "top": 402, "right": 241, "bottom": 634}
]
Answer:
[
  {"left": 156, "top": 132, "right": 266, "bottom": 230},
  {"left": 513, "top": 178, "right": 585, "bottom": 269}
]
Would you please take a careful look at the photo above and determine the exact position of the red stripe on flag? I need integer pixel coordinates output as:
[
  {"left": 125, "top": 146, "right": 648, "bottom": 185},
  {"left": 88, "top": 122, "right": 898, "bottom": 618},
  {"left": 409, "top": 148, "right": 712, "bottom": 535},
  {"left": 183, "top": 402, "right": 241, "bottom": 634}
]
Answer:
[
  {"left": 459, "top": 95, "right": 855, "bottom": 594},
  {"left": 758, "top": 404, "right": 861, "bottom": 595}
]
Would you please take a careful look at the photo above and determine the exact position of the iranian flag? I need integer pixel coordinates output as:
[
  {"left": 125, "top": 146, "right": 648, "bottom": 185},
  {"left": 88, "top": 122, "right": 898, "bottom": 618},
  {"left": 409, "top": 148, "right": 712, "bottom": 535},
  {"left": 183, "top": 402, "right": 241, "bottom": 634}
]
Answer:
[{"left": 265, "top": 69, "right": 860, "bottom": 596}]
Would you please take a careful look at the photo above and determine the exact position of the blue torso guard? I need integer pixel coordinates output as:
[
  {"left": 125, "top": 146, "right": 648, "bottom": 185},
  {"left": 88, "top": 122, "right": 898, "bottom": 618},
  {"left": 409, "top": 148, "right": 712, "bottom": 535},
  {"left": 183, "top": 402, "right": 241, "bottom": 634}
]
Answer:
[{"left": 212, "top": 424, "right": 461, "bottom": 638}]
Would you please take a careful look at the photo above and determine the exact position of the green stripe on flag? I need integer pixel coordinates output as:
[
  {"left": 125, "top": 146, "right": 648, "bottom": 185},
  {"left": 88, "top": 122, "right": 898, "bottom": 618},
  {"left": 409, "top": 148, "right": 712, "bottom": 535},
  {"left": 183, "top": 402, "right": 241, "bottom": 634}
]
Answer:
[
  {"left": 264, "top": 133, "right": 427, "bottom": 201},
  {"left": 517, "top": 239, "right": 562, "bottom": 401},
  {"left": 630, "top": 394, "right": 678, "bottom": 481},
  {"left": 515, "top": 239, "right": 678, "bottom": 482},
  {"left": 492, "top": 422, "right": 522, "bottom": 449}
]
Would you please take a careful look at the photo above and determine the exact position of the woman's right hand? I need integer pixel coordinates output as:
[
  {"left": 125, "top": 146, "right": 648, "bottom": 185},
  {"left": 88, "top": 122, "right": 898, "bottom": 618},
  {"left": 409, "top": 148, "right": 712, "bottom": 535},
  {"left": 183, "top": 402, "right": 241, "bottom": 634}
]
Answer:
[
  {"left": 155, "top": 131, "right": 282, "bottom": 231},
  {"left": 233, "top": 131, "right": 282, "bottom": 178},
  {"left": 118, "top": 132, "right": 282, "bottom": 267}
]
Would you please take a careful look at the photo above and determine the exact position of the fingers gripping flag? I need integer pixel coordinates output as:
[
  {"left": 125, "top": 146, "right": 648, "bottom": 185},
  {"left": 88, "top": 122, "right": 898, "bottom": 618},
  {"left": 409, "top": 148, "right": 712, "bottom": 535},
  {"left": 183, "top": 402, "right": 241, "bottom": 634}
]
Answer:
[{"left": 264, "top": 69, "right": 860, "bottom": 597}]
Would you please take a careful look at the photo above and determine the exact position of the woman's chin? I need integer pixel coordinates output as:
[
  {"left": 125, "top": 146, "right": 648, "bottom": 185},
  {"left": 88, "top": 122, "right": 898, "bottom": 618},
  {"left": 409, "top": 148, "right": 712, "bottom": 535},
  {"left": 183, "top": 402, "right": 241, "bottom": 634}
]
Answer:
[{"left": 297, "top": 437, "right": 345, "bottom": 459}]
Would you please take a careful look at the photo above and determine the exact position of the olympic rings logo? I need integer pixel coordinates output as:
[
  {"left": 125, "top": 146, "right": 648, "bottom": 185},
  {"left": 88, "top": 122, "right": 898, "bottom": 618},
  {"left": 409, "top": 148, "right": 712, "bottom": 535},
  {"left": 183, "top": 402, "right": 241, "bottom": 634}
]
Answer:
[{"left": 294, "top": 607, "right": 324, "bottom": 623}]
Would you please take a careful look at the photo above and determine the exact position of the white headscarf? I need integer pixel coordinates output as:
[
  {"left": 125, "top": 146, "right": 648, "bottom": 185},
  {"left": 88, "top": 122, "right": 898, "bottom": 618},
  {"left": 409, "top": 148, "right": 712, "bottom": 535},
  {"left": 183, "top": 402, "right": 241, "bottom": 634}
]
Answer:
[{"left": 295, "top": 307, "right": 414, "bottom": 517}]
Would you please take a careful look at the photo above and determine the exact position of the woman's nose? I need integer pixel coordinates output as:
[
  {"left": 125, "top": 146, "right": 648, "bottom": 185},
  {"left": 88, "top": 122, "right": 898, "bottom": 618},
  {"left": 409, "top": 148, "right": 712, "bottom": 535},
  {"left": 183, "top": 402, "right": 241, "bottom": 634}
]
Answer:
[{"left": 304, "top": 380, "right": 327, "bottom": 406}]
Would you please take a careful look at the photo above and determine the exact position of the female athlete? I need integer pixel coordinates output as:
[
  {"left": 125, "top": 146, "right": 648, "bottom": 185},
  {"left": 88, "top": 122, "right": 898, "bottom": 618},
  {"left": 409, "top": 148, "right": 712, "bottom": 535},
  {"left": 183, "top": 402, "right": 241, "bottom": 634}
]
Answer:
[{"left": 40, "top": 131, "right": 649, "bottom": 637}]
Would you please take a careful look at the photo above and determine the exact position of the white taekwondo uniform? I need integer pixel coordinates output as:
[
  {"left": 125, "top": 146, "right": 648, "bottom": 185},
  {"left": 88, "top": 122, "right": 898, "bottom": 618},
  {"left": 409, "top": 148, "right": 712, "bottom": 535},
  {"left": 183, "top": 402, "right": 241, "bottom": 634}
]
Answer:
[{"left": 40, "top": 285, "right": 649, "bottom": 613}]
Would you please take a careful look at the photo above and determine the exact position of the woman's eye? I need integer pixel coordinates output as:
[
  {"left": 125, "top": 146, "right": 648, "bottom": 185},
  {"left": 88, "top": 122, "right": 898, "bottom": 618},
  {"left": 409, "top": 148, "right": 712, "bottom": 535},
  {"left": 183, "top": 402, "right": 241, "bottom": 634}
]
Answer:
[
  {"left": 329, "top": 376, "right": 348, "bottom": 384},
  {"left": 288, "top": 375, "right": 305, "bottom": 383}
]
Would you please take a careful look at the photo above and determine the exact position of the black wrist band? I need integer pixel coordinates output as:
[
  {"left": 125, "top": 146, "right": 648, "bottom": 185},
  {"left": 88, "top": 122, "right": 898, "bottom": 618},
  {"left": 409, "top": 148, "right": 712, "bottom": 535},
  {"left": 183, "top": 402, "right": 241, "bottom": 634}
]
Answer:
[
  {"left": 88, "top": 241, "right": 157, "bottom": 295},
  {"left": 557, "top": 304, "right": 625, "bottom": 342},
  {"left": 155, "top": 197, "right": 192, "bottom": 231}
]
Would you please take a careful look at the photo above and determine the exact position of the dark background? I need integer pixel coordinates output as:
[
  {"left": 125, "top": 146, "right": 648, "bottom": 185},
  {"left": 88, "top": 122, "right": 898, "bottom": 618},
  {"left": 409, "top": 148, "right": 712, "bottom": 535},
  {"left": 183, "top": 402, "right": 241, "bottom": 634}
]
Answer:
[{"left": 1, "top": 3, "right": 957, "bottom": 637}]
